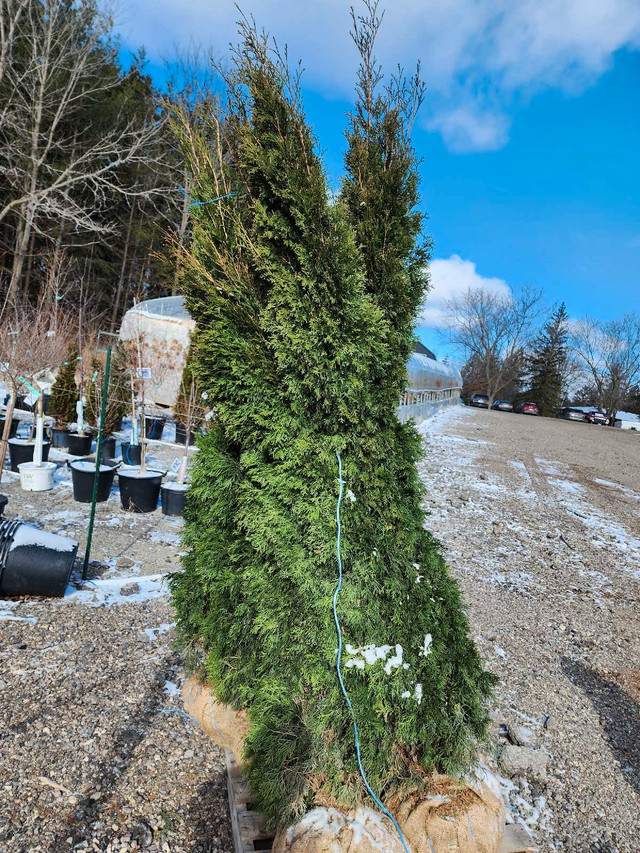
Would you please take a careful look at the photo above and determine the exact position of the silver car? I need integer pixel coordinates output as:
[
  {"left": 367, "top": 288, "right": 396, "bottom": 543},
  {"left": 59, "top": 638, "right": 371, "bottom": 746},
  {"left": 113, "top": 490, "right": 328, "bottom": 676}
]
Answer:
[{"left": 557, "top": 407, "right": 586, "bottom": 422}]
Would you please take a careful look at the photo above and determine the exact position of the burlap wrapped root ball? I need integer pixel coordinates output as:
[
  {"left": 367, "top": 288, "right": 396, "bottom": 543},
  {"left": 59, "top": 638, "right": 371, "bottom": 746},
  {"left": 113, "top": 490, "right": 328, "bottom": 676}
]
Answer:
[
  {"left": 183, "top": 679, "right": 506, "bottom": 853},
  {"left": 272, "top": 806, "right": 407, "bottom": 853},
  {"left": 273, "top": 776, "right": 506, "bottom": 853},
  {"left": 182, "top": 677, "right": 249, "bottom": 759}
]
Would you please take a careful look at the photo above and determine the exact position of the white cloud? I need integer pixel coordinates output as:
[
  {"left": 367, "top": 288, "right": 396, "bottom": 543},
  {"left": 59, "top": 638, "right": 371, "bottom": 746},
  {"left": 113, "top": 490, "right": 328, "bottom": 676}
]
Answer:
[
  {"left": 418, "top": 254, "right": 511, "bottom": 327},
  {"left": 426, "top": 105, "right": 510, "bottom": 154},
  {"left": 114, "top": 0, "right": 640, "bottom": 152}
]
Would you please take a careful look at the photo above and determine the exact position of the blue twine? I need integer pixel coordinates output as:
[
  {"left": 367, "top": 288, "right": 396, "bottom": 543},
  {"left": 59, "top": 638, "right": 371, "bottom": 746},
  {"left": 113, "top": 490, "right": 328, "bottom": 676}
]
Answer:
[
  {"left": 179, "top": 186, "right": 237, "bottom": 210},
  {"left": 158, "top": 708, "right": 200, "bottom": 729},
  {"left": 333, "top": 450, "right": 411, "bottom": 853}
]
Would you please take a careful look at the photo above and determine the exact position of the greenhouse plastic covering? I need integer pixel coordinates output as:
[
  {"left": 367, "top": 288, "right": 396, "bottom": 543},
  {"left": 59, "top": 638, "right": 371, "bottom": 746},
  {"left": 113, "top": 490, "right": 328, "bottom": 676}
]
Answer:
[{"left": 128, "top": 296, "right": 191, "bottom": 320}]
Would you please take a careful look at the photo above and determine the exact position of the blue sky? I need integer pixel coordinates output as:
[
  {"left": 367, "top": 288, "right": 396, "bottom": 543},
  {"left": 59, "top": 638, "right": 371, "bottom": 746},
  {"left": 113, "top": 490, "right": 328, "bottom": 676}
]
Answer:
[{"left": 116, "top": 1, "right": 640, "bottom": 359}]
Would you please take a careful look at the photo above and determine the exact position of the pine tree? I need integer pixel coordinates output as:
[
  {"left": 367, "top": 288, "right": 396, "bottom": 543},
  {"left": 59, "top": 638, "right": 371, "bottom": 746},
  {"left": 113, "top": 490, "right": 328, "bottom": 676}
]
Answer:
[
  {"left": 48, "top": 348, "right": 79, "bottom": 427},
  {"left": 528, "top": 302, "right": 569, "bottom": 416},
  {"left": 170, "top": 19, "right": 493, "bottom": 828}
]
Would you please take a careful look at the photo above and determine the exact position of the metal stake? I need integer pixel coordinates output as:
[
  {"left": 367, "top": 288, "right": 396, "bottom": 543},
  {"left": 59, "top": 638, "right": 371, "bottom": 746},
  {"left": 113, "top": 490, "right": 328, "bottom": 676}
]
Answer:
[{"left": 82, "top": 346, "right": 112, "bottom": 580}]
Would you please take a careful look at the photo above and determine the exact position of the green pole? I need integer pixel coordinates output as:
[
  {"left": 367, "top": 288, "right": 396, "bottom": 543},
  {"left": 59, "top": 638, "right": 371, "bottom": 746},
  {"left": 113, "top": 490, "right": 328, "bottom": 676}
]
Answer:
[{"left": 82, "top": 346, "right": 112, "bottom": 581}]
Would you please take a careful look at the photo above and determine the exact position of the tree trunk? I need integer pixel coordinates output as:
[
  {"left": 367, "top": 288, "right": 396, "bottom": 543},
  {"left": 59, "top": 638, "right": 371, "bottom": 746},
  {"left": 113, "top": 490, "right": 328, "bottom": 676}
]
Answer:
[
  {"left": 8, "top": 212, "right": 32, "bottom": 302},
  {"left": 0, "top": 388, "right": 17, "bottom": 482},
  {"left": 110, "top": 201, "right": 136, "bottom": 331},
  {"left": 172, "top": 174, "right": 190, "bottom": 296}
]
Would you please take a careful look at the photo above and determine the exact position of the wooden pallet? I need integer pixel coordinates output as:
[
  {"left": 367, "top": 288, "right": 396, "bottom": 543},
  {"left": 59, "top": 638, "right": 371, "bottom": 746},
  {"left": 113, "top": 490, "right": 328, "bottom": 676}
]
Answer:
[
  {"left": 225, "top": 750, "right": 275, "bottom": 853},
  {"left": 225, "top": 749, "right": 536, "bottom": 853}
]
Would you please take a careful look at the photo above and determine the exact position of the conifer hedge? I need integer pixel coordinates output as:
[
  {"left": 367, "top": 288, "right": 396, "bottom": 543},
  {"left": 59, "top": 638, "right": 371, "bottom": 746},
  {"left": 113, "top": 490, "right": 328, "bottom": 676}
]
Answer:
[{"left": 170, "top": 18, "right": 494, "bottom": 827}]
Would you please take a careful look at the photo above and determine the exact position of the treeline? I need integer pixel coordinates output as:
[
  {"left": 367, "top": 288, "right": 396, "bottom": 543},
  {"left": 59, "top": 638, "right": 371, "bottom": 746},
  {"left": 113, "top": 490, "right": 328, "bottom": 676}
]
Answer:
[
  {"left": 0, "top": 0, "right": 202, "bottom": 328},
  {"left": 457, "top": 296, "right": 640, "bottom": 421}
]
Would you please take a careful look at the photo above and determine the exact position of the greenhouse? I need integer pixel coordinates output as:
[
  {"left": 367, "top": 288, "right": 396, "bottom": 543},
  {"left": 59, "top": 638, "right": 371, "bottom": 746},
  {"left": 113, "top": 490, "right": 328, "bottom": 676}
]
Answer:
[
  {"left": 119, "top": 296, "right": 194, "bottom": 407},
  {"left": 399, "top": 349, "right": 463, "bottom": 423}
]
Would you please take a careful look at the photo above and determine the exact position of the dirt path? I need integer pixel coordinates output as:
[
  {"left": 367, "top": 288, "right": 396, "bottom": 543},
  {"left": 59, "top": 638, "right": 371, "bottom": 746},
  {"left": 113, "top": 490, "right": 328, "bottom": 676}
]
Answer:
[{"left": 419, "top": 406, "right": 640, "bottom": 853}]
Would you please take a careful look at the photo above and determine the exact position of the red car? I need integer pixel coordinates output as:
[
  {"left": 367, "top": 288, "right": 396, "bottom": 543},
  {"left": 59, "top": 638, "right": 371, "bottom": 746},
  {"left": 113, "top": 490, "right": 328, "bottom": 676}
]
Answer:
[
  {"left": 585, "top": 410, "right": 608, "bottom": 425},
  {"left": 514, "top": 401, "right": 539, "bottom": 415}
]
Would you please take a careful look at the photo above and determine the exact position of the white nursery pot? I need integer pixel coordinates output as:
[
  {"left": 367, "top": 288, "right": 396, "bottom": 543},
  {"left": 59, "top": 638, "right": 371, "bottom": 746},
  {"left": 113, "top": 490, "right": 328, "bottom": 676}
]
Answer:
[{"left": 18, "top": 461, "right": 57, "bottom": 492}]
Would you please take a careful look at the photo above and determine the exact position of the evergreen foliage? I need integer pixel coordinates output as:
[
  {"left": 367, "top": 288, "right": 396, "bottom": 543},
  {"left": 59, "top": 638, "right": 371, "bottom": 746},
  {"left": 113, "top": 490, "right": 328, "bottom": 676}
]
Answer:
[
  {"left": 341, "top": 3, "right": 431, "bottom": 395},
  {"left": 527, "top": 302, "right": 569, "bottom": 416},
  {"left": 48, "top": 349, "right": 79, "bottom": 427},
  {"left": 170, "top": 18, "right": 494, "bottom": 828}
]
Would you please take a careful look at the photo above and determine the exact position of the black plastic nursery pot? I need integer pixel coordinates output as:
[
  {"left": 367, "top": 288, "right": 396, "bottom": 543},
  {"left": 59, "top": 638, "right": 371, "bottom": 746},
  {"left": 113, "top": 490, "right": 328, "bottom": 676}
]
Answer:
[
  {"left": 50, "top": 427, "right": 69, "bottom": 448},
  {"left": 0, "top": 495, "right": 8, "bottom": 516},
  {"left": 121, "top": 441, "right": 142, "bottom": 466},
  {"left": 175, "top": 423, "right": 196, "bottom": 446},
  {"left": 161, "top": 483, "right": 188, "bottom": 516},
  {"left": 118, "top": 468, "right": 164, "bottom": 513},
  {"left": 8, "top": 440, "right": 51, "bottom": 472},
  {"left": 145, "top": 417, "right": 165, "bottom": 440},
  {"left": 100, "top": 436, "right": 116, "bottom": 461},
  {"left": 70, "top": 457, "right": 119, "bottom": 503},
  {"left": 0, "top": 417, "right": 19, "bottom": 439},
  {"left": 0, "top": 519, "right": 78, "bottom": 597},
  {"left": 67, "top": 433, "right": 93, "bottom": 456}
]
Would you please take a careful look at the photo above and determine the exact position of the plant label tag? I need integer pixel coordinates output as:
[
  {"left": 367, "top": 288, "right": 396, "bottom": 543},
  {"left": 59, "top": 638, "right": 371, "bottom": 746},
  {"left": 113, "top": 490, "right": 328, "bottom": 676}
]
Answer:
[
  {"left": 136, "top": 367, "right": 152, "bottom": 378},
  {"left": 170, "top": 457, "right": 181, "bottom": 474}
]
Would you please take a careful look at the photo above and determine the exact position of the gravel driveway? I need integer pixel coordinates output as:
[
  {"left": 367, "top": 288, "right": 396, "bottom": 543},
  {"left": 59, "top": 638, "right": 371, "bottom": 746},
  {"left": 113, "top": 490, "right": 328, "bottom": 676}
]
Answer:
[
  {"left": 418, "top": 406, "right": 640, "bottom": 853},
  {"left": 1, "top": 411, "right": 638, "bottom": 853},
  {"left": 0, "top": 436, "right": 234, "bottom": 853}
]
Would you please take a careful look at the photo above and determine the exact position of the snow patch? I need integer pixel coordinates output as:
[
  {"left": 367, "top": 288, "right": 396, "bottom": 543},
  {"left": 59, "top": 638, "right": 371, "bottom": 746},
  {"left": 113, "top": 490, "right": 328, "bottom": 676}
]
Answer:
[
  {"left": 344, "top": 643, "right": 405, "bottom": 675},
  {"left": 420, "top": 633, "right": 433, "bottom": 657},
  {"left": 62, "top": 573, "right": 168, "bottom": 607},
  {"left": 0, "top": 608, "right": 37, "bottom": 624},
  {"left": 142, "top": 622, "right": 175, "bottom": 642},
  {"left": 149, "top": 530, "right": 182, "bottom": 546},
  {"left": 9, "top": 524, "right": 77, "bottom": 553}
]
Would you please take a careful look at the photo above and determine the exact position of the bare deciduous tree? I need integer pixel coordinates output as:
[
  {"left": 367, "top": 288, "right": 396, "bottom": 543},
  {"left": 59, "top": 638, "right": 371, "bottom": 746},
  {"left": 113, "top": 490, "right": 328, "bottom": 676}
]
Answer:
[
  {"left": 443, "top": 285, "right": 543, "bottom": 407},
  {"left": 571, "top": 313, "right": 640, "bottom": 423},
  {"left": 0, "top": 289, "right": 74, "bottom": 477},
  {"left": 0, "top": 0, "right": 164, "bottom": 301}
]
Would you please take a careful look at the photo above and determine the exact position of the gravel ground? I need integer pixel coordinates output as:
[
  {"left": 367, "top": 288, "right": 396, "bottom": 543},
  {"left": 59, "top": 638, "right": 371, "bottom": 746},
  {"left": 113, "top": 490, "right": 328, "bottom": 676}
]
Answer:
[
  {"left": 0, "top": 430, "right": 234, "bottom": 853},
  {"left": 418, "top": 405, "right": 640, "bottom": 853},
  {"left": 1, "top": 410, "right": 638, "bottom": 852}
]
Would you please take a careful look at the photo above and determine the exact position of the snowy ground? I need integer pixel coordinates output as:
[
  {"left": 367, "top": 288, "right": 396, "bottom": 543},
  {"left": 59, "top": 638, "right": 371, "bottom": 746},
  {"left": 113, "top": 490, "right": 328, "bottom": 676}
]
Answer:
[
  {"left": 1, "top": 410, "right": 639, "bottom": 852},
  {"left": 0, "top": 428, "right": 233, "bottom": 853},
  {"left": 419, "top": 405, "right": 640, "bottom": 853}
]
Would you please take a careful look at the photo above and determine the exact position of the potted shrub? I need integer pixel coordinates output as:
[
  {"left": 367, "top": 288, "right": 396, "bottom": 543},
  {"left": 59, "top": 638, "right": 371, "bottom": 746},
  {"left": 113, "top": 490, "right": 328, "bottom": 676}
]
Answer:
[
  {"left": 85, "top": 345, "right": 129, "bottom": 461},
  {"left": 0, "top": 301, "right": 70, "bottom": 484},
  {"left": 143, "top": 338, "right": 185, "bottom": 440},
  {"left": 118, "top": 335, "right": 165, "bottom": 511},
  {"left": 161, "top": 359, "right": 202, "bottom": 517},
  {"left": 48, "top": 347, "right": 79, "bottom": 448},
  {"left": 173, "top": 346, "right": 206, "bottom": 446}
]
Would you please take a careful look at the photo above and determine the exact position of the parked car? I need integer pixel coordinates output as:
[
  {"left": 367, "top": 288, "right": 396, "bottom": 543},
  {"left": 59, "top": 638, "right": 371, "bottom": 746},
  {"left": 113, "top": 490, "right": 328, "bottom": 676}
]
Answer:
[
  {"left": 491, "top": 399, "right": 513, "bottom": 412},
  {"left": 556, "top": 407, "right": 587, "bottom": 422},
  {"left": 469, "top": 393, "right": 489, "bottom": 408},
  {"left": 585, "top": 410, "right": 608, "bottom": 425},
  {"left": 514, "top": 401, "right": 539, "bottom": 415}
]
